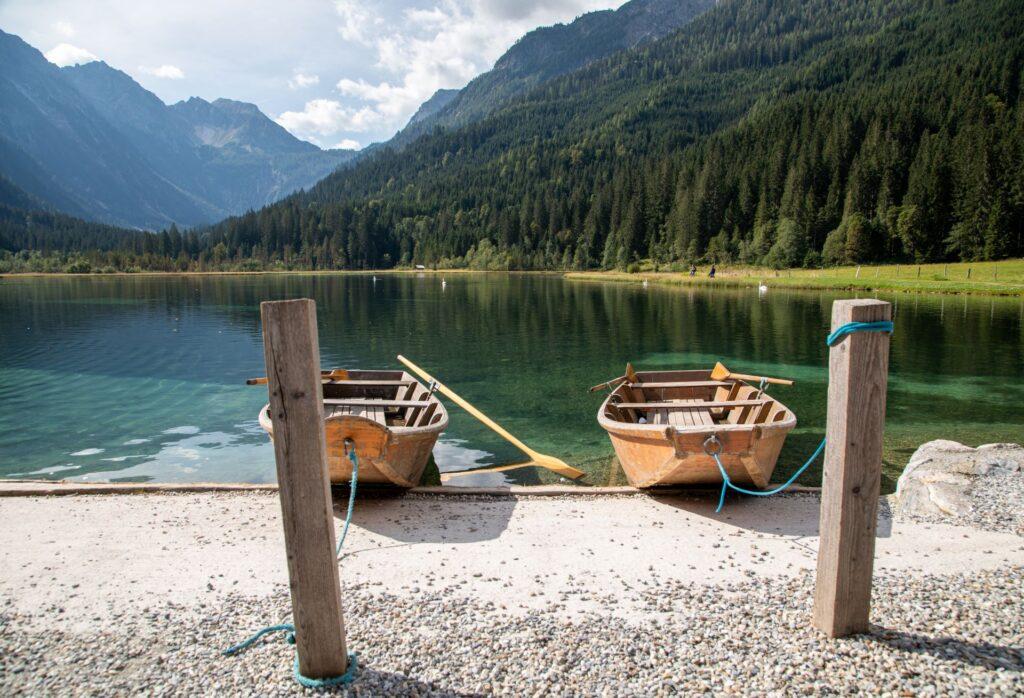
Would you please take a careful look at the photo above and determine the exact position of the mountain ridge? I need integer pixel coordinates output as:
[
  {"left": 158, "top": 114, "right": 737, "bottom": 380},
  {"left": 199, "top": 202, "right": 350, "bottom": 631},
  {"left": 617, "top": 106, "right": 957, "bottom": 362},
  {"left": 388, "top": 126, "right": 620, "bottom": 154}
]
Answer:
[
  {"left": 0, "top": 30, "right": 356, "bottom": 229},
  {"left": 387, "top": 0, "right": 715, "bottom": 148}
]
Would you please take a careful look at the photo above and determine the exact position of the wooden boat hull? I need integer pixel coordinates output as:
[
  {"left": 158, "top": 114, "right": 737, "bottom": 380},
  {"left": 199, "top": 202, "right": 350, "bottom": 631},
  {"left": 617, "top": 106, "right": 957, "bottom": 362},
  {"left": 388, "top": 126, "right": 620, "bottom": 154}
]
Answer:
[
  {"left": 597, "top": 369, "right": 796, "bottom": 488},
  {"left": 258, "top": 369, "right": 448, "bottom": 488}
]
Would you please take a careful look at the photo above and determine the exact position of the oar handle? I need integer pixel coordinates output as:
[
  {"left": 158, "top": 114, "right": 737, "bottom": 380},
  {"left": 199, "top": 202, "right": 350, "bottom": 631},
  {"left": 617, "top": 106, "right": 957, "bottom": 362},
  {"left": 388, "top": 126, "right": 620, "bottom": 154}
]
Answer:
[
  {"left": 729, "top": 372, "right": 794, "bottom": 386},
  {"left": 396, "top": 355, "right": 537, "bottom": 458},
  {"left": 588, "top": 376, "right": 625, "bottom": 393}
]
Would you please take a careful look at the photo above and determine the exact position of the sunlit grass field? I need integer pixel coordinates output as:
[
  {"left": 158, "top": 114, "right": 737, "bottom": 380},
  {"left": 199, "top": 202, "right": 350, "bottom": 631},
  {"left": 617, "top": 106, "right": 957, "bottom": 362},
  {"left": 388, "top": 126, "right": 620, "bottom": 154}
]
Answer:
[{"left": 566, "top": 259, "right": 1024, "bottom": 296}]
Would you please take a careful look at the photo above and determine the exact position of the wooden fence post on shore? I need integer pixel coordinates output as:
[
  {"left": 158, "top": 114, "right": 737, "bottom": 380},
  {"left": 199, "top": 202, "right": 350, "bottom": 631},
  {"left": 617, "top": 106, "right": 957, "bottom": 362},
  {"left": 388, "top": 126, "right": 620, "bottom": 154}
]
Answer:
[
  {"left": 260, "top": 298, "right": 348, "bottom": 679},
  {"left": 813, "top": 299, "right": 892, "bottom": 638}
]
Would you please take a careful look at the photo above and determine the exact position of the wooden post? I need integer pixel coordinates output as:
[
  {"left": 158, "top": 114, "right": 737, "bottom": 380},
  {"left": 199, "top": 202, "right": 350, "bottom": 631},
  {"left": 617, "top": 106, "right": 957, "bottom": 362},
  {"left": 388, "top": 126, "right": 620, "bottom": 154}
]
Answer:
[
  {"left": 813, "top": 299, "right": 891, "bottom": 638},
  {"left": 261, "top": 299, "right": 348, "bottom": 678}
]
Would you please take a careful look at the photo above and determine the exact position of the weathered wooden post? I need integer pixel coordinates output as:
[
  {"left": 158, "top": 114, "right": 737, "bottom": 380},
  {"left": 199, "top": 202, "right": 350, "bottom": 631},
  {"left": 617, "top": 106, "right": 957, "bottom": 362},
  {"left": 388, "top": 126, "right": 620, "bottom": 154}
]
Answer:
[
  {"left": 261, "top": 298, "right": 348, "bottom": 678},
  {"left": 813, "top": 299, "right": 891, "bottom": 638}
]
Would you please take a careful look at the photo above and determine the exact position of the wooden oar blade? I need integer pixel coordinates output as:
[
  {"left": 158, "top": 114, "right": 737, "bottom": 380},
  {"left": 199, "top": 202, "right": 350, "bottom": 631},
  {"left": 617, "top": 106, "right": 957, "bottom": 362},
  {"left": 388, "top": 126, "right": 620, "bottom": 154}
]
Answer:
[
  {"left": 533, "top": 454, "right": 586, "bottom": 480},
  {"left": 709, "top": 361, "right": 730, "bottom": 381}
]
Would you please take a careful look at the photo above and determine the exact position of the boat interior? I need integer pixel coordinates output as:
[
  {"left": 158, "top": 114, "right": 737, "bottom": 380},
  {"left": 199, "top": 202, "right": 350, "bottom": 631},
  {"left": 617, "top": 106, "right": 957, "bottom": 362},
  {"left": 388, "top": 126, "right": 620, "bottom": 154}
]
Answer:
[
  {"left": 318, "top": 369, "right": 445, "bottom": 430},
  {"left": 603, "top": 369, "right": 793, "bottom": 429}
]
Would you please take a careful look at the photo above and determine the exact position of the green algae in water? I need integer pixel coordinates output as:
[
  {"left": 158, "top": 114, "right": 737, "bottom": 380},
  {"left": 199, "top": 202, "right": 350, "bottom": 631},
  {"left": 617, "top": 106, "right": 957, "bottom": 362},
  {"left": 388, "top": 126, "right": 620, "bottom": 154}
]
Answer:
[{"left": 0, "top": 274, "right": 1020, "bottom": 491}]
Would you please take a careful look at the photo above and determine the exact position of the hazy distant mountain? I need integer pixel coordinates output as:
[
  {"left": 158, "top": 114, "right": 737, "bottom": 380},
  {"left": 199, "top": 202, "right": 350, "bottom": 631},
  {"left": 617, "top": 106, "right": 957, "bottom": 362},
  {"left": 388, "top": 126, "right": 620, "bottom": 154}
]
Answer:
[
  {"left": 0, "top": 30, "right": 356, "bottom": 229},
  {"left": 389, "top": 0, "right": 715, "bottom": 147}
]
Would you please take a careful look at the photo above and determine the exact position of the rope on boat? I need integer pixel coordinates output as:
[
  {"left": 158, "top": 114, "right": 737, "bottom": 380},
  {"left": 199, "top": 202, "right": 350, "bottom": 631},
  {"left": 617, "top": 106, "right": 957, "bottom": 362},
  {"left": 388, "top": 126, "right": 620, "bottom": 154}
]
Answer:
[
  {"left": 222, "top": 442, "right": 361, "bottom": 687},
  {"left": 709, "top": 320, "right": 894, "bottom": 512}
]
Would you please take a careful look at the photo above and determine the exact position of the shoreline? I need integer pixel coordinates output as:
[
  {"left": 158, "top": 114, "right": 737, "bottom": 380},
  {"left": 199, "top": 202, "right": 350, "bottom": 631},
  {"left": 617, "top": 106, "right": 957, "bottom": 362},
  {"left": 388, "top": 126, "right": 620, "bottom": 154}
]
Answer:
[
  {"left": 0, "top": 479, "right": 822, "bottom": 497},
  {"left": 566, "top": 267, "right": 1024, "bottom": 297},
  {"left": 2, "top": 260, "right": 1023, "bottom": 296}
]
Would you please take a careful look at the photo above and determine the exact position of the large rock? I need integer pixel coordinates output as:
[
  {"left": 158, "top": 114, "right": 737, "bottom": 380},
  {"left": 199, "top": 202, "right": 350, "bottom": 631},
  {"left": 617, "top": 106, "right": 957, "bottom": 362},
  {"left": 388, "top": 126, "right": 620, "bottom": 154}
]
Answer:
[{"left": 895, "top": 440, "right": 1023, "bottom": 531}]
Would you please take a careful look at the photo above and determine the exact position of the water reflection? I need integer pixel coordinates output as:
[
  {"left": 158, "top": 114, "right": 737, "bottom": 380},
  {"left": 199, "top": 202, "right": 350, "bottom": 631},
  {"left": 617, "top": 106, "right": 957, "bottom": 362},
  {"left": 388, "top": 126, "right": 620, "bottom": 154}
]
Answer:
[{"left": 0, "top": 274, "right": 1021, "bottom": 488}]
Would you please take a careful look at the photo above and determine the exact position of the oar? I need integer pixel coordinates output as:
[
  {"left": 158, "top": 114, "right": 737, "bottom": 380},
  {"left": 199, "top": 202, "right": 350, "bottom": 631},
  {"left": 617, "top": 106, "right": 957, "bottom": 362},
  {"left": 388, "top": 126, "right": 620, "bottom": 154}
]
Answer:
[
  {"left": 396, "top": 355, "right": 585, "bottom": 480},
  {"left": 246, "top": 368, "right": 350, "bottom": 385},
  {"left": 439, "top": 461, "right": 536, "bottom": 482},
  {"left": 588, "top": 375, "right": 625, "bottom": 392},
  {"left": 709, "top": 362, "right": 794, "bottom": 386}
]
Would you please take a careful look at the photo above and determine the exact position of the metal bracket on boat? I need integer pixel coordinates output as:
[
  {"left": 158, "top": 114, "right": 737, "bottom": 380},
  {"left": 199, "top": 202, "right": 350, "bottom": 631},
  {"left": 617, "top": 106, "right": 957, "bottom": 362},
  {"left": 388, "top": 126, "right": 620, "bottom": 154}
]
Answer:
[{"left": 702, "top": 434, "right": 723, "bottom": 457}]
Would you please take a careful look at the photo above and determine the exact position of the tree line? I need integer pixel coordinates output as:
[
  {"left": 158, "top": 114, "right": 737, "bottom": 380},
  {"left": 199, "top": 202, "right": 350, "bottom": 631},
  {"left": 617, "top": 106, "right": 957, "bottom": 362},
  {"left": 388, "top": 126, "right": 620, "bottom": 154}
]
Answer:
[{"left": 3, "top": 0, "right": 1022, "bottom": 273}]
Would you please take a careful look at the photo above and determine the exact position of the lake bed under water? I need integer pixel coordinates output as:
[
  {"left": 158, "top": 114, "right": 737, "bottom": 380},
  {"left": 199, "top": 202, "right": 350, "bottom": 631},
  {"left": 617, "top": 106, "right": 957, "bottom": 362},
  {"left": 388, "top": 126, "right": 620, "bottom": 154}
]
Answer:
[{"left": 1, "top": 273, "right": 1021, "bottom": 490}]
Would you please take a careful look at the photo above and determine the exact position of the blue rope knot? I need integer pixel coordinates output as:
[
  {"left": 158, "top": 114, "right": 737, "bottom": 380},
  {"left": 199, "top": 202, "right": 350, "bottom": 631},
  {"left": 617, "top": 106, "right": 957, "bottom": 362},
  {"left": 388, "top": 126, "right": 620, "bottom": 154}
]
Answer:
[
  {"left": 825, "top": 320, "right": 893, "bottom": 347},
  {"left": 223, "top": 448, "right": 360, "bottom": 686},
  {"left": 712, "top": 319, "right": 893, "bottom": 511}
]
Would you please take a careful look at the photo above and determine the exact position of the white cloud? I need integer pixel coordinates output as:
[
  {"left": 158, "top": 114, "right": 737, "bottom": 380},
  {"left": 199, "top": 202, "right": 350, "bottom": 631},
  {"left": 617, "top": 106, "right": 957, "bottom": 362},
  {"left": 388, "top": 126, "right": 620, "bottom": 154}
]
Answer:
[
  {"left": 53, "top": 20, "right": 75, "bottom": 38},
  {"left": 3, "top": 0, "right": 620, "bottom": 146},
  {"left": 334, "top": 138, "right": 361, "bottom": 150},
  {"left": 326, "top": 0, "right": 614, "bottom": 137},
  {"left": 140, "top": 64, "right": 186, "bottom": 79},
  {"left": 288, "top": 72, "right": 320, "bottom": 89},
  {"left": 44, "top": 42, "right": 99, "bottom": 66},
  {"left": 276, "top": 99, "right": 376, "bottom": 146},
  {"left": 335, "top": 0, "right": 379, "bottom": 44}
]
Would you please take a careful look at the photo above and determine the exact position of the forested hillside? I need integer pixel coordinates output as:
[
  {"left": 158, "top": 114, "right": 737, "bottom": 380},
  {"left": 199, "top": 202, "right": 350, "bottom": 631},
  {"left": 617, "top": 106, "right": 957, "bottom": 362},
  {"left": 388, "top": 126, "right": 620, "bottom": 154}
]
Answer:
[
  {"left": 7, "top": 0, "right": 1023, "bottom": 272},
  {"left": 198, "top": 0, "right": 1022, "bottom": 271},
  {"left": 388, "top": 0, "right": 714, "bottom": 149}
]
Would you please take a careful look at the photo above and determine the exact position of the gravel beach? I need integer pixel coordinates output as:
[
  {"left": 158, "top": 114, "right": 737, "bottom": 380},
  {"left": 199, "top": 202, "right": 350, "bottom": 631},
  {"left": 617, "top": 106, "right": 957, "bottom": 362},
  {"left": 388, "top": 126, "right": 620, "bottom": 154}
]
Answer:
[{"left": 1, "top": 489, "right": 1022, "bottom": 695}]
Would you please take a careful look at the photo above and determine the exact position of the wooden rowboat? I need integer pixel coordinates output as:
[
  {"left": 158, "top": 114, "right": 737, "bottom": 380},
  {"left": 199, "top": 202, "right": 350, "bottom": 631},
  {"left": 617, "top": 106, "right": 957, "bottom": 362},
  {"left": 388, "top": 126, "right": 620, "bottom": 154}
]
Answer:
[
  {"left": 596, "top": 366, "right": 796, "bottom": 488},
  {"left": 257, "top": 369, "right": 448, "bottom": 487}
]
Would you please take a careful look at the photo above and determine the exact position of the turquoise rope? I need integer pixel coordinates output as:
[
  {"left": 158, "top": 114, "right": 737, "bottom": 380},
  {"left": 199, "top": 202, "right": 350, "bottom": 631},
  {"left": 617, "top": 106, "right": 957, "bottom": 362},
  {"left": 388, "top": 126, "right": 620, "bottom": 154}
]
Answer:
[
  {"left": 712, "top": 438, "right": 825, "bottom": 512},
  {"left": 713, "top": 320, "right": 893, "bottom": 512},
  {"left": 825, "top": 320, "right": 893, "bottom": 347},
  {"left": 336, "top": 446, "right": 358, "bottom": 556},
  {"left": 223, "top": 449, "right": 360, "bottom": 686}
]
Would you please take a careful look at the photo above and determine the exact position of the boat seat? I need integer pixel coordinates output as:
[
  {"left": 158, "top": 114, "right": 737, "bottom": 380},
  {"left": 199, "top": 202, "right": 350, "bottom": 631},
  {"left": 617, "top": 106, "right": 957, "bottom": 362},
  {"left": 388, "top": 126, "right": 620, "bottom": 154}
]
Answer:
[
  {"left": 628, "top": 381, "right": 731, "bottom": 389},
  {"left": 649, "top": 399, "right": 714, "bottom": 427},
  {"left": 617, "top": 399, "right": 768, "bottom": 410},
  {"left": 323, "top": 399, "right": 432, "bottom": 408},
  {"left": 327, "top": 404, "right": 387, "bottom": 426},
  {"left": 323, "top": 379, "right": 414, "bottom": 387}
]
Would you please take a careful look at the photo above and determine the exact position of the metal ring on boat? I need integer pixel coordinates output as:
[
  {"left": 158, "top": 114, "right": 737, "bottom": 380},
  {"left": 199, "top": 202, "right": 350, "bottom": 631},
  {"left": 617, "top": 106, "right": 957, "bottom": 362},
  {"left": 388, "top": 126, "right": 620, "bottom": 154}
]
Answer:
[{"left": 702, "top": 434, "right": 723, "bottom": 456}]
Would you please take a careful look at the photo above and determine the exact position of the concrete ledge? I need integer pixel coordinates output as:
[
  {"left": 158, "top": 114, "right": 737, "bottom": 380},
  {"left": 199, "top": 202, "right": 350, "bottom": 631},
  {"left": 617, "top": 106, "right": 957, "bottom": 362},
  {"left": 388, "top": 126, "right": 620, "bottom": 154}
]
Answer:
[{"left": 0, "top": 479, "right": 822, "bottom": 497}]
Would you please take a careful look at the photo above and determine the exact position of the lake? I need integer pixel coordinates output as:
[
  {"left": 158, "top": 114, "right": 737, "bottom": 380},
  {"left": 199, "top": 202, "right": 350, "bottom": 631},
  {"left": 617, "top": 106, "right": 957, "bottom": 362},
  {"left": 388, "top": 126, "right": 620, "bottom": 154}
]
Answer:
[{"left": 1, "top": 273, "right": 1021, "bottom": 490}]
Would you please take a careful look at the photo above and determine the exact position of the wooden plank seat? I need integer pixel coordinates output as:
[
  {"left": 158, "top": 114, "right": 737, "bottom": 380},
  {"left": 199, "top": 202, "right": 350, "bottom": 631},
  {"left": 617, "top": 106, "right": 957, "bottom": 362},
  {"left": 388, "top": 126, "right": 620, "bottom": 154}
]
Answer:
[
  {"left": 627, "top": 381, "right": 732, "bottom": 389},
  {"left": 649, "top": 399, "right": 715, "bottom": 427},
  {"left": 322, "top": 379, "right": 414, "bottom": 387},
  {"left": 326, "top": 404, "right": 386, "bottom": 425},
  {"left": 615, "top": 399, "right": 768, "bottom": 410},
  {"left": 322, "top": 399, "right": 432, "bottom": 409}
]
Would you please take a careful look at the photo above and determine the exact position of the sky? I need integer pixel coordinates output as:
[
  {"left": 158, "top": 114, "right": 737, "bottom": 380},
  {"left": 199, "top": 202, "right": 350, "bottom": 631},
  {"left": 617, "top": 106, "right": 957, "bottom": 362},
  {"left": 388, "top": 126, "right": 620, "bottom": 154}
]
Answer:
[{"left": 0, "top": 0, "right": 621, "bottom": 150}]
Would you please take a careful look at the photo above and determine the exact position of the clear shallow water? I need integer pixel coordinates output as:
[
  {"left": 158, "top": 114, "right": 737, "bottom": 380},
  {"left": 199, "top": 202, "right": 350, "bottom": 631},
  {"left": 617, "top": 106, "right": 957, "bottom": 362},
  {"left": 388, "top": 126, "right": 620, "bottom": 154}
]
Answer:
[{"left": 0, "top": 274, "right": 1021, "bottom": 490}]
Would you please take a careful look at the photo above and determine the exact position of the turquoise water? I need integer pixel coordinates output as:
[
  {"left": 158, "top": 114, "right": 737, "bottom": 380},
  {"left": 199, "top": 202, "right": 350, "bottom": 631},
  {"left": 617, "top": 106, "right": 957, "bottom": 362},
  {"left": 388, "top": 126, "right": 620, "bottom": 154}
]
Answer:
[{"left": 0, "top": 274, "right": 1021, "bottom": 489}]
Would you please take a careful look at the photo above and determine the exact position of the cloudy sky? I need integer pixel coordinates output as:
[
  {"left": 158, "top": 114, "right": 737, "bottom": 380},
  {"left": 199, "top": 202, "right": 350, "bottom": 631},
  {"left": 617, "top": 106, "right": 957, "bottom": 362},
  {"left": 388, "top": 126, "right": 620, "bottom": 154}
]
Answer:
[{"left": 0, "top": 0, "right": 621, "bottom": 150}]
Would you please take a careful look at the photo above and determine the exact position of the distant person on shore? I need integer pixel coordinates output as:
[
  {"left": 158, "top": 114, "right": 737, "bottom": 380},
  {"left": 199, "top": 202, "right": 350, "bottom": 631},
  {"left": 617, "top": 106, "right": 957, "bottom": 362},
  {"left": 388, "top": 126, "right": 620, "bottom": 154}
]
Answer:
[
  {"left": 689, "top": 264, "right": 697, "bottom": 277},
  {"left": 709, "top": 264, "right": 716, "bottom": 278}
]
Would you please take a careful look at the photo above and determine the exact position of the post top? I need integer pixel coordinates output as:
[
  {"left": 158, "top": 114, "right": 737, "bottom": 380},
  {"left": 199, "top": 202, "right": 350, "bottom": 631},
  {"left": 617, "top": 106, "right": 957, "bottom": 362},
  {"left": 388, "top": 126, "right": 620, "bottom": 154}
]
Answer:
[
  {"left": 831, "top": 298, "right": 890, "bottom": 307},
  {"left": 830, "top": 298, "right": 891, "bottom": 326}
]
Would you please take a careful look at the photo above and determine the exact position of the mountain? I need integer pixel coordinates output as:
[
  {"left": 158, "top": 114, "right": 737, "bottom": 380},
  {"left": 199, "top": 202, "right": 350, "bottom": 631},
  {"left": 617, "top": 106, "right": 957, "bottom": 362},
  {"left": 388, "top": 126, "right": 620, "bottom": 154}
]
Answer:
[
  {"left": 405, "top": 89, "right": 459, "bottom": 128},
  {"left": 0, "top": 30, "right": 356, "bottom": 229},
  {"left": 389, "top": 0, "right": 715, "bottom": 148},
  {"left": 200, "top": 0, "right": 1023, "bottom": 269}
]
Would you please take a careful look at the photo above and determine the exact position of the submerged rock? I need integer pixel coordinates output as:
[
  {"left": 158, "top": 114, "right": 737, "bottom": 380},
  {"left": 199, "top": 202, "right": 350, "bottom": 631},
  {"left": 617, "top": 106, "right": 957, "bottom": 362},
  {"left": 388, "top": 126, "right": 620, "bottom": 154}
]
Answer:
[{"left": 895, "top": 440, "right": 1023, "bottom": 532}]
